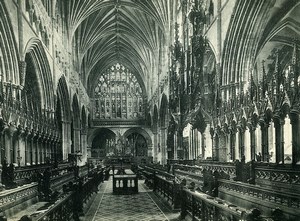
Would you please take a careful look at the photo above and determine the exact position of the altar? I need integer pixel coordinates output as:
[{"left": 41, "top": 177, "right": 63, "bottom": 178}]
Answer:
[{"left": 112, "top": 170, "right": 138, "bottom": 195}]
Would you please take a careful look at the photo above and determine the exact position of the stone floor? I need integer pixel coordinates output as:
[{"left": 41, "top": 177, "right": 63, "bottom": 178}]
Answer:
[{"left": 84, "top": 178, "right": 180, "bottom": 221}]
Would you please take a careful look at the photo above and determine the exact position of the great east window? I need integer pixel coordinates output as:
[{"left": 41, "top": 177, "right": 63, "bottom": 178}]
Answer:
[{"left": 93, "top": 63, "right": 144, "bottom": 120}]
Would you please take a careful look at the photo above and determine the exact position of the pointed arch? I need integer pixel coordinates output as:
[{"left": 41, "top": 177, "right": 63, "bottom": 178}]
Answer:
[
  {"left": 123, "top": 127, "right": 152, "bottom": 147},
  {"left": 57, "top": 76, "right": 71, "bottom": 122},
  {"left": 88, "top": 128, "right": 116, "bottom": 150},
  {"left": 153, "top": 105, "right": 158, "bottom": 132},
  {"left": 81, "top": 105, "right": 87, "bottom": 131},
  {"left": 72, "top": 94, "right": 81, "bottom": 129},
  {"left": 0, "top": 1, "right": 19, "bottom": 83},
  {"left": 24, "top": 38, "right": 54, "bottom": 109}
]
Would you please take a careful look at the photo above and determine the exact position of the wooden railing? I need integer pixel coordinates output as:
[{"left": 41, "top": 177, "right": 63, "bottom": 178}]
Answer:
[
  {"left": 12, "top": 162, "right": 73, "bottom": 186},
  {"left": 181, "top": 188, "right": 243, "bottom": 221},
  {"left": 14, "top": 164, "right": 52, "bottom": 185},
  {"left": 34, "top": 192, "right": 74, "bottom": 221},
  {"left": 144, "top": 165, "right": 174, "bottom": 180},
  {"left": 83, "top": 168, "right": 104, "bottom": 203},
  {"left": 219, "top": 179, "right": 300, "bottom": 210},
  {"left": 79, "top": 165, "right": 89, "bottom": 177},
  {"left": 32, "top": 167, "right": 105, "bottom": 221},
  {"left": 173, "top": 162, "right": 236, "bottom": 180},
  {"left": 143, "top": 162, "right": 300, "bottom": 220},
  {"left": 0, "top": 183, "right": 38, "bottom": 214},
  {"left": 0, "top": 164, "right": 75, "bottom": 214},
  {"left": 0, "top": 163, "right": 93, "bottom": 217},
  {"left": 168, "top": 159, "right": 195, "bottom": 165},
  {"left": 255, "top": 164, "right": 300, "bottom": 193},
  {"left": 153, "top": 175, "right": 181, "bottom": 209}
]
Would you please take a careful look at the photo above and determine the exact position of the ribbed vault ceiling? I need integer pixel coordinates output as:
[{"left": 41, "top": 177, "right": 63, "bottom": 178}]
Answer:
[{"left": 66, "top": 0, "right": 172, "bottom": 95}]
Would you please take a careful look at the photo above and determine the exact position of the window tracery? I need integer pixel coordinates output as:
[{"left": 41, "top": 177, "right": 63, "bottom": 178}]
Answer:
[{"left": 94, "top": 63, "right": 144, "bottom": 119}]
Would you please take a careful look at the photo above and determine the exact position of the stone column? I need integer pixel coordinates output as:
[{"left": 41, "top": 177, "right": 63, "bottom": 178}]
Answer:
[
  {"left": 177, "top": 127, "right": 183, "bottom": 160},
  {"left": 34, "top": 133, "right": 39, "bottom": 164},
  {"left": 274, "top": 116, "right": 284, "bottom": 164},
  {"left": 250, "top": 126, "right": 256, "bottom": 161},
  {"left": 244, "top": 127, "right": 251, "bottom": 162},
  {"left": 235, "top": 130, "right": 239, "bottom": 161},
  {"left": 53, "top": 139, "right": 58, "bottom": 162},
  {"left": 189, "top": 130, "right": 192, "bottom": 160},
  {"left": 192, "top": 129, "right": 195, "bottom": 159},
  {"left": 153, "top": 132, "right": 158, "bottom": 163},
  {"left": 204, "top": 124, "right": 212, "bottom": 159},
  {"left": 267, "top": 122, "right": 275, "bottom": 163},
  {"left": 44, "top": 138, "right": 49, "bottom": 163},
  {"left": 40, "top": 135, "right": 44, "bottom": 164},
  {"left": 48, "top": 138, "right": 52, "bottom": 161},
  {"left": 40, "top": 135, "right": 45, "bottom": 164},
  {"left": 147, "top": 143, "right": 153, "bottom": 159},
  {"left": 13, "top": 131, "right": 19, "bottom": 165},
  {"left": 87, "top": 146, "right": 92, "bottom": 158},
  {"left": 80, "top": 129, "right": 87, "bottom": 165},
  {"left": 160, "top": 127, "right": 167, "bottom": 165},
  {"left": 194, "top": 130, "right": 198, "bottom": 159},
  {"left": 29, "top": 133, "right": 34, "bottom": 165},
  {"left": 62, "top": 121, "right": 71, "bottom": 160},
  {"left": 17, "top": 129, "right": 26, "bottom": 166},
  {"left": 24, "top": 132, "right": 30, "bottom": 165},
  {"left": 0, "top": 129, "right": 5, "bottom": 164},
  {"left": 36, "top": 135, "right": 41, "bottom": 164},
  {"left": 225, "top": 132, "right": 230, "bottom": 162},
  {"left": 260, "top": 121, "right": 269, "bottom": 162},
  {"left": 229, "top": 128, "right": 236, "bottom": 161},
  {"left": 238, "top": 127, "right": 245, "bottom": 160},
  {"left": 73, "top": 128, "right": 81, "bottom": 153},
  {"left": 218, "top": 131, "right": 228, "bottom": 162},
  {"left": 49, "top": 138, "right": 54, "bottom": 161},
  {"left": 212, "top": 132, "right": 218, "bottom": 161},
  {"left": 174, "top": 131, "right": 177, "bottom": 160},
  {"left": 0, "top": 130, "right": 3, "bottom": 184},
  {"left": 290, "top": 112, "right": 300, "bottom": 165},
  {"left": 4, "top": 126, "right": 13, "bottom": 164},
  {"left": 54, "top": 139, "right": 59, "bottom": 162}
]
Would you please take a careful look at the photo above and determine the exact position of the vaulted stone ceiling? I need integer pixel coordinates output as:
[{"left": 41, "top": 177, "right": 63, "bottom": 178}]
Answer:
[
  {"left": 64, "top": 0, "right": 173, "bottom": 96},
  {"left": 222, "top": 0, "right": 300, "bottom": 88}
]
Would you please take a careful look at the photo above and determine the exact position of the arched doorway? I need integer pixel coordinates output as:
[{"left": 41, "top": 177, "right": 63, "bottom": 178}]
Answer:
[
  {"left": 126, "top": 133, "right": 147, "bottom": 157},
  {"left": 56, "top": 76, "right": 71, "bottom": 161},
  {"left": 91, "top": 128, "right": 116, "bottom": 159},
  {"left": 19, "top": 39, "right": 54, "bottom": 166},
  {"left": 123, "top": 128, "right": 152, "bottom": 164}
]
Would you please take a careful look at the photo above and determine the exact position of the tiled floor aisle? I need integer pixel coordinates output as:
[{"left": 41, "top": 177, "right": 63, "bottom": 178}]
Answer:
[{"left": 86, "top": 179, "right": 173, "bottom": 221}]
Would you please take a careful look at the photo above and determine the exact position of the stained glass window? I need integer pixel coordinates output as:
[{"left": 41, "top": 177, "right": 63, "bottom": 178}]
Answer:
[{"left": 94, "top": 63, "right": 144, "bottom": 119}]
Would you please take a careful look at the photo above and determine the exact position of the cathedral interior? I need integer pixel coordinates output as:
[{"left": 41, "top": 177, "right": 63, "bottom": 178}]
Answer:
[{"left": 0, "top": 0, "right": 300, "bottom": 220}]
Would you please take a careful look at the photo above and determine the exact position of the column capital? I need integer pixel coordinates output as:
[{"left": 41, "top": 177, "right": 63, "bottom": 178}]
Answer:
[
  {"left": 273, "top": 116, "right": 285, "bottom": 125},
  {"left": 81, "top": 131, "right": 87, "bottom": 135},
  {"left": 289, "top": 111, "right": 299, "bottom": 124}
]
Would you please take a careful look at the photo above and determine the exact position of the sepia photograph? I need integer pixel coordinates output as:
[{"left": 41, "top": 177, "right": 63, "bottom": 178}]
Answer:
[{"left": 0, "top": 0, "right": 299, "bottom": 220}]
